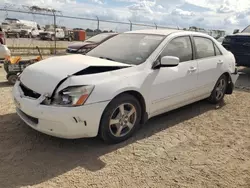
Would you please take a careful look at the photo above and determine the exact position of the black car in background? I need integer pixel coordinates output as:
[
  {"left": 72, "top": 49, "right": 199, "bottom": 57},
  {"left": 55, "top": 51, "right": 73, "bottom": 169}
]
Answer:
[
  {"left": 66, "top": 33, "right": 118, "bottom": 54},
  {"left": 222, "top": 25, "right": 250, "bottom": 67}
]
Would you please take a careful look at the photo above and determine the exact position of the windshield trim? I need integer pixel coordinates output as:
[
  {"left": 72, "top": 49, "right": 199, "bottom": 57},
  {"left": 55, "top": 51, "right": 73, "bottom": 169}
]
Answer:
[
  {"left": 86, "top": 33, "right": 167, "bottom": 65},
  {"left": 85, "top": 33, "right": 116, "bottom": 43},
  {"left": 241, "top": 25, "right": 250, "bottom": 33}
]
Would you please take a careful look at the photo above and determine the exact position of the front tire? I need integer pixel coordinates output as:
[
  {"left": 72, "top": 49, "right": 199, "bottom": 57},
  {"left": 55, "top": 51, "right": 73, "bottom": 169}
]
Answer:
[
  {"left": 208, "top": 74, "right": 228, "bottom": 104},
  {"left": 99, "top": 94, "right": 141, "bottom": 144}
]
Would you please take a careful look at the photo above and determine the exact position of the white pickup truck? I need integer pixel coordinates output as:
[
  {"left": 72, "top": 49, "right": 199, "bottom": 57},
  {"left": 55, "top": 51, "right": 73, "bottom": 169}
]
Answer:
[
  {"left": 4, "top": 19, "right": 42, "bottom": 38},
  {"left": 39, "top": 28, "right": 73, "bottom": 41}
]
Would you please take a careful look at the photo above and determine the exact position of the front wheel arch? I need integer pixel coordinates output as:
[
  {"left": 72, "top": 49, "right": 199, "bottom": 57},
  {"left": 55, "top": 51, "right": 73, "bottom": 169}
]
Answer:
[
  {"left": 98, "top": 93, "right": 142, "bottom": 144},
  {"left": 114, "top": 90, "right": 148, "bottom": 124},
  {"left": 98, "top": 90, "right": 147, "bottom": 135}
]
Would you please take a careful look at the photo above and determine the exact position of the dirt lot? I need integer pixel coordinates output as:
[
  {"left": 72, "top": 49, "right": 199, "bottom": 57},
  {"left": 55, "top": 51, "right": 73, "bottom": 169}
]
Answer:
[{"left": 0, "top": 66, "right": 250, "bottom": 188}]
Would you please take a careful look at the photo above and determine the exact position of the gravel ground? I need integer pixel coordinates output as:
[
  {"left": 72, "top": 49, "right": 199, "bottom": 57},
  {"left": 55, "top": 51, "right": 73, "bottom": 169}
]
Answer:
[{"left": 0, "top": 66, "right": 250, "bottom": 188}]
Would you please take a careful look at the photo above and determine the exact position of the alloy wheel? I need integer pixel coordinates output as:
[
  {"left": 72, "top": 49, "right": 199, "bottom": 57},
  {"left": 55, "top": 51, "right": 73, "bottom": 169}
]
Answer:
[
  {"left": 109, "top": 103, "right": 137, "bottom": 138},
  {"left": 215, "top": 78, "right": 226, "bottom": 100}
]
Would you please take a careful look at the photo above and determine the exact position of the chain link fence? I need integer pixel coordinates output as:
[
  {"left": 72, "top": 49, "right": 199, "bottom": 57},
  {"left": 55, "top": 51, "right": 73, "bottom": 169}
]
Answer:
[{"left": 0, "top": 4, "right": 225, "bottom": 56}]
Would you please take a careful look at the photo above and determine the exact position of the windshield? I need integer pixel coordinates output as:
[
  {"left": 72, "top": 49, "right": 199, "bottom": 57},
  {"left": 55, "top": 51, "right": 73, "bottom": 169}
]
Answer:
[
  {"left": 86, "top": 33, "right": 114, "bottom": 43},
  {"left": 86, "top": 33, "right": 165, "bottom": 65},
  {"left": 217, "top": 37, "right": 224, "bottom": 42},
  {"left": 242, "top": 25, "right": 250, "bottom": 33}
]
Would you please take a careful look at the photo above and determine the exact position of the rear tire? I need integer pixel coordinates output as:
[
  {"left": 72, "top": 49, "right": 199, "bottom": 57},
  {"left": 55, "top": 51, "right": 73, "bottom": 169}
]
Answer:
[
  {"left": 208, "top": 74, "right": 228, "bottom": 104},
  {"left": 99, "top": 94, "right": 141, "bottom": 144}
]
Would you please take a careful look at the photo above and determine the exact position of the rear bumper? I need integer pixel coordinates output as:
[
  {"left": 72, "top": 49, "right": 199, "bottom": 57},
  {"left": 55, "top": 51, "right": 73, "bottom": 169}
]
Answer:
[
  {"left": 231, "top": 68, "right": 239, "bottom": 83},
  {"left": 226, "top": 68, "right": 239, "bottom": 94}
]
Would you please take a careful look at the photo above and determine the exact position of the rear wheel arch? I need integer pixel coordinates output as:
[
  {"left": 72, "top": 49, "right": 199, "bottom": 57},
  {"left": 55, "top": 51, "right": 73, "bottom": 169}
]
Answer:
[
  {"left": 223, "top": 72, "right": 230, "bottom": 80},
  {"left": 208, "top": 74, "right": 228, "bottom": 104}
]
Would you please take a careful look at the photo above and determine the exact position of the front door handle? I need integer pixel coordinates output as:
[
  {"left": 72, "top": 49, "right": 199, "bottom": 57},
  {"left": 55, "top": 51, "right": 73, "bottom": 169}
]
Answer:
[
  {"left": 218, "top": 60, "right": 224, "bottom": 64},
  {"left": 188, "top": 66, "right": 197, "bottom": 72}
]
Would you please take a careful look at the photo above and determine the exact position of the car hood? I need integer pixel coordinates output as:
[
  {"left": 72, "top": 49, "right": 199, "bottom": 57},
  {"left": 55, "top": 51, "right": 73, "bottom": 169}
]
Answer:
[
  {"left": 20, "top": 54, "right": 132, "bottom": 95},
  {"left": 67, "top": 41, "right": 94, "bottom": 49}
]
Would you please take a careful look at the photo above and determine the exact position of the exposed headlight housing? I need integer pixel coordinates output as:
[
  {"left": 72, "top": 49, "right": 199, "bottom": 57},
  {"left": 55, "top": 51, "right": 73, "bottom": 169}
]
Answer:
[
  {"left": 77, "top": 48, "right": 88, "bottom": 53},
  {"left": 52, "top": 85, "right": 94, "bottom": 106}
]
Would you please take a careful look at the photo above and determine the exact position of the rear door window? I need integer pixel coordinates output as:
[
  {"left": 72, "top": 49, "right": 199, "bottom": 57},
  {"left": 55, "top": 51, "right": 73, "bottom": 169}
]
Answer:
[{"left": 194, "top": 37, "right": 216, "bottom": 59}]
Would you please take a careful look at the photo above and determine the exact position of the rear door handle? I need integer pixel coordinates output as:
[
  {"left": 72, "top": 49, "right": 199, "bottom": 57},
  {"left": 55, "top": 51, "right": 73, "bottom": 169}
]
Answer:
[
  {"left": 188, "top": 67, "right": 197, "bottom": 72},
  {"left": 218, "top": 60, "right": 224, "bottom": 64}
]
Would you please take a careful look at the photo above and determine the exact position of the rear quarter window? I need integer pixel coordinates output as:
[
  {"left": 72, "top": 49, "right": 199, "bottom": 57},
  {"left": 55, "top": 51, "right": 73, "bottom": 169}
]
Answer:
[{"left": 214, "top": 43, "right": 223, "bottom": 56}]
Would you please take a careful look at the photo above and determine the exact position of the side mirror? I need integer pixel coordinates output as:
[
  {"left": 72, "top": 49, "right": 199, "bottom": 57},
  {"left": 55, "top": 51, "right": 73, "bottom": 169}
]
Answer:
[
  {"left": 233, "top": 29, "right": 239, "bottom": 34},
  {"left": 161, "top": 56, "right": 179, "bottom": 67}
]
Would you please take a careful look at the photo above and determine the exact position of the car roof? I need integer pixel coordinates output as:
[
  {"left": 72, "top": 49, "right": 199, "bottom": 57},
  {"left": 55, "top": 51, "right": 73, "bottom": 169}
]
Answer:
[
  {"left": 99, "top": 32, "right": 118, "bottom": 36},
  {"left": 125, "top": 29, "right": 181, "bottom": 35},
  {"left": 125, "top": 29, "right": 211, "bottom": 38}
]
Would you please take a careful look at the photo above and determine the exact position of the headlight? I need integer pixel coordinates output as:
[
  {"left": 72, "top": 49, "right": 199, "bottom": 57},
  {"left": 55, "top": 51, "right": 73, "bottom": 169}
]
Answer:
[
  {"left": 77, "top": 48, "right": 89, "bottom": 53},
  {"left": 52, "top": 85, "right": 94, "bottom": 106}
]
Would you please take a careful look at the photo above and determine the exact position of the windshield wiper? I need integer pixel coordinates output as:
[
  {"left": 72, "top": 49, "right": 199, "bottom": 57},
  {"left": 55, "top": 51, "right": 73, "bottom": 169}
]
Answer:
[{"left": 99, "top": 57, "right": 115, "bottom": 61}]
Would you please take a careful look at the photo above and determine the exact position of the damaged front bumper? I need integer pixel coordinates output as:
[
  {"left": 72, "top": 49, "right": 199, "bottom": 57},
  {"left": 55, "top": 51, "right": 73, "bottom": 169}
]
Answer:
[{"left": 12, "top": 81, "right": 110, "bottom": 139}]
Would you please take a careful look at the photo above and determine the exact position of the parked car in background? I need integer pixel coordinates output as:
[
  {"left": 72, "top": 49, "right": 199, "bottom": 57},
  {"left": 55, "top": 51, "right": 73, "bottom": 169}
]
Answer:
[
  {"left": 19, "top": 28, "right": 41, "bottom": 38},
  {"left": 13, "top": 30, "right": 238, "bottom": 144},
  {"left": 3, "top": 18, "right": 41, "bottom": 38},
  {"left": 0, "top": 45, "right": 11, "bottom": 60},
  {"left": 66, "top": 33, "right": 117, "bottom": 54},
  {"left": 0, "top": 27, "right": 6, "bottom": 44},
  {"left": 0, "top": 27, "right": 10, "bottom": 60},
  {"left": 222, "top": 25, "right": 250, "bottom": 67}
]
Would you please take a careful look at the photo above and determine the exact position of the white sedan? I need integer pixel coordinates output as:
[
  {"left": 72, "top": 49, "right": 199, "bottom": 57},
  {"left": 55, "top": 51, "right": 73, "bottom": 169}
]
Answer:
[
  {"left": 0, "top": 44, "right": 10, "bottom": 60},
  {"left": 13, "top": 29, "right": 239, "bottom": 144}
]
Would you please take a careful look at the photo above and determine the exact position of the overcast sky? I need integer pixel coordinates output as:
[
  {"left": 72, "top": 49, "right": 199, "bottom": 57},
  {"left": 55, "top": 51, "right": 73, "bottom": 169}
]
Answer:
[{"left": 1, "top": 0, "right": 250, "bottom": 33}]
